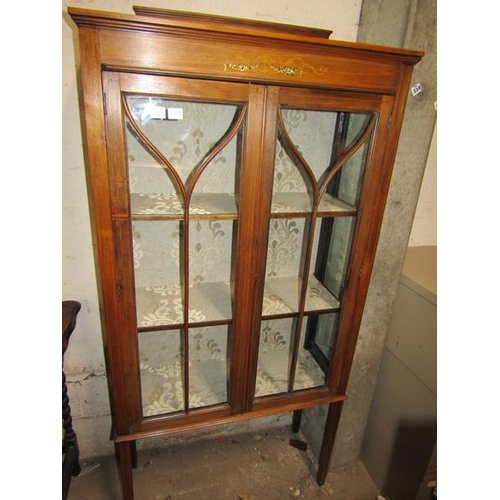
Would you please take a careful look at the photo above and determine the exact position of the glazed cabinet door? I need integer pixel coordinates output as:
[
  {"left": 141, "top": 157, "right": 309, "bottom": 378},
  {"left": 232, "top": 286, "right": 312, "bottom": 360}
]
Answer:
[
  {"left": 102, "top": 72, "right": 269, "bottom": 427},
  {"left": 101, "top": 72, "right": 394, "bottom": 430},
  {"left": 251, "top": 88, "right": 393, "bottom": 408}
]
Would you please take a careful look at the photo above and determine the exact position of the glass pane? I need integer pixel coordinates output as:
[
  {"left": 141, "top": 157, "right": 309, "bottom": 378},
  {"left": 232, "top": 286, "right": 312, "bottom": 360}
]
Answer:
[
  {"left": 139, "top": 330, "right": 184, "bottom": 416},
  {"left": 288, "top": 216, "right": 350, "bottom": 385},
  {"left": 189, "top": 326, "right": 230, "bottom": 409},
  {"left": 302, "top": 216, "right": 356, "bottom": 373},
  {"left": 126, "top": 97, "right": 241, "bottom": 185},
  {"left": 133, "top": 220, "right": 183, "bottom": 328},
  {"left": 334, "top": 141, "right": 369, "bottom": 207},
  {"left": 127, "top": 115, "right": 183, "bottom": 217},
  {"left": 255, "top": 319, "right": 294, "bottom": 397},
  {"left": 265, "top": 218, "right": 306, "bottom": 281},
  {"left": 294, "top": 318, "right": 327, "bottom": 391},
  {"left": 280, "top": 108, "right": 372, "bottom": 208},
  {"left": 322, "top": 216, "right": 356, "bottom": 298},
  {"left": 271, "top": 128, "right": 314, "bottom": 215},
  {"left": 257, "top": 104, "right": 373, "bottom": 399},
  {"left": 125, "top": 93, "right": 243, "bottom": 418},
  {"left": 191, "top": 128, "right": 241, "bottom": 194},
  {"left": 280, "top": 108, "right": 337, "bottom": 182},
  {"left": 255, "top": 318, "right": 327, "bottom": 397},
  {"left": 307, "top": 313, "right": 339, "bottom": 368},
  {"left": 187, "top": 220, "right": 234, "bottom": 323}
]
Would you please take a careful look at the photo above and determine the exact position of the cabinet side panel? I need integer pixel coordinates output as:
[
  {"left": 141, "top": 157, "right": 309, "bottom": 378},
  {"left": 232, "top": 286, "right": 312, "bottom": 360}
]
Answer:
[
  {"left": 77, "top": 31, "right": 141, "bottom": 434},
  {"left": 76, "top": 27, "right": 120, "bottom": 426},
  {"left": 329, "top": 96, "right": 394, "bottom": 394},
  {"left": 331, "top": 67, "right": 414, "bottom": 395}
]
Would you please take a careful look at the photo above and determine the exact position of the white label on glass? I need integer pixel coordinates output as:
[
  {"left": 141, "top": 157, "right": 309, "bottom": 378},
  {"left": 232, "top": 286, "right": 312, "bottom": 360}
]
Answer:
[
  {"left": 167, "top": 107, "right": 184, "bottom": 120},
  {"left": 149, "top": 106, "right": 167, "bottom": 119}
]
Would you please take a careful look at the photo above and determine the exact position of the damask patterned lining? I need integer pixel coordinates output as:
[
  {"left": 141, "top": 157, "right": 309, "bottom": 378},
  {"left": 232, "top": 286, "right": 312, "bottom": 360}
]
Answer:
[
  {"left": 135, "top": 276, "right": 339, "bottom": 327},
  {"left": 136, "top": 282, "right": 232, "bottom": 327},
  {"left": 140, "top": 348, "right": 325, "bottom": 416},
  {"left": 130, "top": 192, "right": 238, "bottom": 218}
]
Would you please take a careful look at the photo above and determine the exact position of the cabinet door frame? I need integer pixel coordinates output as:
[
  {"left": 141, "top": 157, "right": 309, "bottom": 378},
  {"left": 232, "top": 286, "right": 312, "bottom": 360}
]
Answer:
[
  {"left": 246, "top": 86, "right": 395, "bottom": 415},
  {"left": 102, "top": 72, "right": 280, "bottom": 430},
  {"left": 100, "top": 70, "right": 396, "bottom": 436}
]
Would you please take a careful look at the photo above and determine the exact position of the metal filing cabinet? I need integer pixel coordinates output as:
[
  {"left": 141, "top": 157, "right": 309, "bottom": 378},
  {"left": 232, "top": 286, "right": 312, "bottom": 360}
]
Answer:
[{"left": 361, "top": 246, "right": 437, "bottom": 499}]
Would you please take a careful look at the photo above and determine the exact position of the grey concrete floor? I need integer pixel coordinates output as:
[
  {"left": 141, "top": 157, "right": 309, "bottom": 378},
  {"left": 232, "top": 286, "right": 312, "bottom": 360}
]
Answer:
[{"left": 67, "top": 426, "right": 380, "bottom": 500}]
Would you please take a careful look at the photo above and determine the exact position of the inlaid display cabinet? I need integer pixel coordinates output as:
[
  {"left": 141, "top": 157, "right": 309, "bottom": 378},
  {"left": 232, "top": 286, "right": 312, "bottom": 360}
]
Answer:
[{"left": 68, "top": 6, "right": 423, "bottom": 499}]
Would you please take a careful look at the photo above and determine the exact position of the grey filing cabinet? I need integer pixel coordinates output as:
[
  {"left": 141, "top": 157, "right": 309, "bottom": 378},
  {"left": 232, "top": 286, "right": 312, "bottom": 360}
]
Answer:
[{"left": 361, "top": 246, "right": 437, "bottom": 500}]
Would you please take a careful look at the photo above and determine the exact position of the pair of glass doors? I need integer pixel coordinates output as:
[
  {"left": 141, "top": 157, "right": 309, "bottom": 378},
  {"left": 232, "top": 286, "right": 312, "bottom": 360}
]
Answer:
[{"left": 104, "top": 72, "right": 378, "bottom": 419}]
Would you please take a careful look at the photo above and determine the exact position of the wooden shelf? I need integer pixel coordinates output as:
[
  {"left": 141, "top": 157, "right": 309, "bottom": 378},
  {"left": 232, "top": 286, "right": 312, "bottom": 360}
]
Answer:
[
  {"left": 263, "top": 276, "right": 340, "bottom": 317},
  {"left": 136, "top": 281, "right": 233, "bottom": 329},
  {"left": 131, "top": 193, "right": 238, "bottom": 220},
  {"left": 131, "top": 192, "right": 355, "bottom": 220},
  {"left": 271, "top": 193, "right": 356, "bottom": 218},
  {"left": 136, "top": 276, "right": 339, "bottom": 331}
]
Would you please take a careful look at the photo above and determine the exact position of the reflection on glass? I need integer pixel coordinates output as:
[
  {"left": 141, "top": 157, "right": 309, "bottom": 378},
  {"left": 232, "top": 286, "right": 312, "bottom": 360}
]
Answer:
[
  {"left": 126, "top": 97, "right": 241, "bottom": 185},
  {"left": 323, "top": 216, "right": 356, "bottom": 298},
  {"left": 303, "top": 313, "right": 339, "bottom": 375}
]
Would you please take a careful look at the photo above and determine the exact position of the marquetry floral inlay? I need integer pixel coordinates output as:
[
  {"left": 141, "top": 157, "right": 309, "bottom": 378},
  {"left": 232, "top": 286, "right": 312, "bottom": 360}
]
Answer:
[{"left": 223, "top": 58, "right": 328, "bottom": 78}]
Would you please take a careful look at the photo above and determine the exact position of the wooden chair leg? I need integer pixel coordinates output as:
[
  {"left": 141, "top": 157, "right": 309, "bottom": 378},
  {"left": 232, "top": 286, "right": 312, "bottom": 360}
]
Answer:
[
  {"left": 317, "top": 401, "right": 344, "bottom": 486},
  {"left": 115, "top": 441, "right": 135, "bottom": 500}
]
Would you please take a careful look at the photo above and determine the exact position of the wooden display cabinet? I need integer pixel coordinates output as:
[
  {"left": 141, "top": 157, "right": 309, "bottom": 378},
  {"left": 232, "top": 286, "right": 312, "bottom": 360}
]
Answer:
[{"left": 68, "top": 6, "right": 423, "bottom": 499}]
